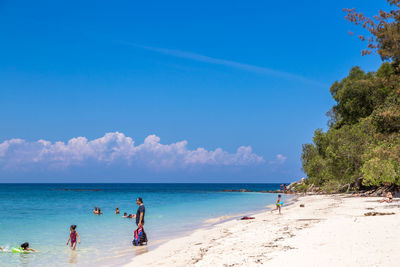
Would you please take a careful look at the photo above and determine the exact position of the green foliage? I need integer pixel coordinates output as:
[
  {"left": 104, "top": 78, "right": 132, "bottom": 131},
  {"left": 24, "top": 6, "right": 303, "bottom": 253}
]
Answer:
[
  {"left": 371, "top": 105, "right": 400, "bottom": 133},
  {"left": 321, "top": 180, "right": 345, "bottom": 194},
  {"left": 302, "top": 2, "right": 400, "bottom": 192},
  {"left": 362, "top": 158, "right": 398, "bottom": 186},
  {"left": 329, "top": 64, "right": 395, "bottom": 128},
  {"left": 302, "top": 63, "right": 400, "bottom": 191},
  {"left": 362, "top": 140, "right": 400, "bottom": 186},
  {"left": 293, "top": 183, "right": 309, "bottom": 192}
]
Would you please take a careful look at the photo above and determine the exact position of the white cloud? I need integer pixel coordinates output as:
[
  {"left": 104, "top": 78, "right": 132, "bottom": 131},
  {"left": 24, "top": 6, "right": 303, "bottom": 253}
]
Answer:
[
  {"left": 269, "top": 154, "right": 287, "bottom": 165},
  {"left": 0, "top": 132, "right": 264, "bottom": 171}
]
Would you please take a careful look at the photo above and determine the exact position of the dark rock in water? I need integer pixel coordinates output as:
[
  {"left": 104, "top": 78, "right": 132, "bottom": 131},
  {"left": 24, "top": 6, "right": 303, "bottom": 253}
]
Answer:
[
  {"left": 267, "top": 190, "right": 283, "bottom": 193},
  {"left": 222, "top": 189, "right": 254, "bottom": 192},
  {"left": 54, "top": 189, "right": 102, "bottom": 192},
  {"left": 222, "top": 189, "right": 283, "bottom": 193},
  {"left": 300, "top": 204, "right": 305, "bottom": 207}
]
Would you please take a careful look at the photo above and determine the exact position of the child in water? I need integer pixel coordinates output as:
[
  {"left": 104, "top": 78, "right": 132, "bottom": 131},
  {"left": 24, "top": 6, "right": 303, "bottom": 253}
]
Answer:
[
  {"left": 66, "top": 225, "right": 81, "bottom": 250},
  {"left": 271, "top": 194, "right": 283, "bottom": 215},
  {"left": 20, "top": 242, "right": 37, "bottom": 252}
]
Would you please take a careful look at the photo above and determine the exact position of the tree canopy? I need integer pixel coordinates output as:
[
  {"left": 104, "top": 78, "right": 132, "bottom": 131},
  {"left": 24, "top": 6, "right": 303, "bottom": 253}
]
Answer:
[{"left": 301, "top": 1, "right": 400, "bottom": 192}]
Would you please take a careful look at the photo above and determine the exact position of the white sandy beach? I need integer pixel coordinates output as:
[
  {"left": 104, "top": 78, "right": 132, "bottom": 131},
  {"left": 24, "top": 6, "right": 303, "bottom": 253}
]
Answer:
[{"left": 125, "top": 194, "right": 400, "bottom": 267}]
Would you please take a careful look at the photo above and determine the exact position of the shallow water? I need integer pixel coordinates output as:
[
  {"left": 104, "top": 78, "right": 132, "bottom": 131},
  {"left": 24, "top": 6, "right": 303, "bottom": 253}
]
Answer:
[{"left": 0, "top": 183, "right": 285, "bottom": 266}]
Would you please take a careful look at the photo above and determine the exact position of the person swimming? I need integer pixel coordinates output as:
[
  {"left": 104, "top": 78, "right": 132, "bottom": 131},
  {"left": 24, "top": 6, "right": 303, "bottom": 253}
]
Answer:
[
  {"left": 66, "top": 225, "right": 81, "bottom": 250},
  {"left": 115, "top": 207, "right": 120, "bottom": 214},
  {"left": 20, "top": 242, "right": 37, "bottom": 252},
  {"left": 97, "top": 208, "right": 103, "bottom": 215},
  {"left": 93, "top": 206, "right": 99, "bottom": 214},
  {"left": 122, "top": 212, "right": 128, "bottom": 218}
]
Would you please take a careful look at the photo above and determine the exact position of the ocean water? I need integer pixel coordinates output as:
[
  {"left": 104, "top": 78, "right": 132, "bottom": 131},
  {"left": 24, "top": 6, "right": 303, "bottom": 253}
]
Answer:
[{"left": 0, "top": 183, "right": 286, "bottom": 266}]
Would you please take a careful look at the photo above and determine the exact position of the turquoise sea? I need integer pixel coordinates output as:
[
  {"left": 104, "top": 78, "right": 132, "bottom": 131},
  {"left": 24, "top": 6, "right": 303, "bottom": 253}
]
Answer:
[{"left": 0, "top": 183, "right": 286, "bottom": 266}]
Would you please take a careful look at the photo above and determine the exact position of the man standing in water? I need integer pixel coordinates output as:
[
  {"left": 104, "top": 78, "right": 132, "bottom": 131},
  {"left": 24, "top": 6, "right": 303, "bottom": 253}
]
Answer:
[
  {"left": 133, "top": 197, "right": 147, "bottom": 246},
  {"left": 136, "top": 197, "right": 145, "bottom": 227}
]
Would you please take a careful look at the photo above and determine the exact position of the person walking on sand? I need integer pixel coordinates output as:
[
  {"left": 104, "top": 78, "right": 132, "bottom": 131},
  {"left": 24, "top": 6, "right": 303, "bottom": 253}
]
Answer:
[
  {"left": 67, "top": 225, "right": 81, "bottom": 250},
  {"left": 271, "top": 194, "right": 283, "bottom": 215},
  {"left": 136, "top": 197, "right": 145, "bottom": 227}
]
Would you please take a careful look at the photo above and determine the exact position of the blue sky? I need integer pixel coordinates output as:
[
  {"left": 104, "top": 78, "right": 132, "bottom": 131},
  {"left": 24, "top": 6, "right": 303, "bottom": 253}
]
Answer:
[{"left": 0, "top": 0, "right": 384, "bottom": 182}]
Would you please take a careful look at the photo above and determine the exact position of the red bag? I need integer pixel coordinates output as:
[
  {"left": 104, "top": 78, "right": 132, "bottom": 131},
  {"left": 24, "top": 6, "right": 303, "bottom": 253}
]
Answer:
[{"left": 132, "top": 226, "right": 148, "bottom": 246}]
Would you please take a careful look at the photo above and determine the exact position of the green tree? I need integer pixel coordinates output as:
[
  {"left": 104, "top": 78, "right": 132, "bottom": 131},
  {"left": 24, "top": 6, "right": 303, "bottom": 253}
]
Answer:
[
  {"left": 362, "top": 141, "right": 400, "bottom": 186},
  {"left": 301, "top": 1, "right": 400, "bottom": 191},
  {"left": 302, "top": 65, "right": 399, "bottom": 191}
]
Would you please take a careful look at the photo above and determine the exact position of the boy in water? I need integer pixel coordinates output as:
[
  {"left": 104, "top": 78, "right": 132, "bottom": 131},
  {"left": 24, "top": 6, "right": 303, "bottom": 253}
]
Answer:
[
  {"left": 271, "top": 194, "right": 283, "bottom": 215},
  {"left": 66, "top": 225, "right": 81, "bottom": 250}
]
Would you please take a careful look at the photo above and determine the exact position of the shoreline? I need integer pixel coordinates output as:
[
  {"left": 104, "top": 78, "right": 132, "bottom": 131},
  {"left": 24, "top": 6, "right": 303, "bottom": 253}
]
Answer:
[
  {"left": 117, "top": 192, "right": 292, "bottom": 266},
  {"left": 124, "top": 194, "right": 400, "bottom": 266},
  {"left": 122, "top": 193, "right": 297, "bottom": 266}
]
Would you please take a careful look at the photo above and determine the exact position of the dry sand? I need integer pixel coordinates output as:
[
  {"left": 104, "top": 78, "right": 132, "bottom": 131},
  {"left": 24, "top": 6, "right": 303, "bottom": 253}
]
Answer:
[{"left": 124, "top": 194, "right": 400, "bottom": 267}]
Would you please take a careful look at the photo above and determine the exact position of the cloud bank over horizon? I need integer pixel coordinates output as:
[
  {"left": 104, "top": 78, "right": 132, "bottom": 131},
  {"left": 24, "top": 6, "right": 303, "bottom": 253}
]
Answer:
[{"left": 0, "top": 132, "right": 267, "bottom": 178}]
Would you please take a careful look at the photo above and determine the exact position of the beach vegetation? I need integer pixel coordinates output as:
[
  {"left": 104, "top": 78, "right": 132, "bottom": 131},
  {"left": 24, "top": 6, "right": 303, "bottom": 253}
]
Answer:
[
  {"left": 301, "top": 0, "right": 400, "bottom": 191},
  {"left": 292, "top": 182, "right": 309, "bottom": 193}
]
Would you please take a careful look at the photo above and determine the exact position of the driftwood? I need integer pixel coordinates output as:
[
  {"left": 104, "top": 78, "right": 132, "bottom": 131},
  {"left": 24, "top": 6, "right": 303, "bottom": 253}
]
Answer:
[
  {"left": 364, "top": 212, "right": 395, "bottom": 216},
  {"left": 339, "top": 183, "right": 351, "bottom": 193}
]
